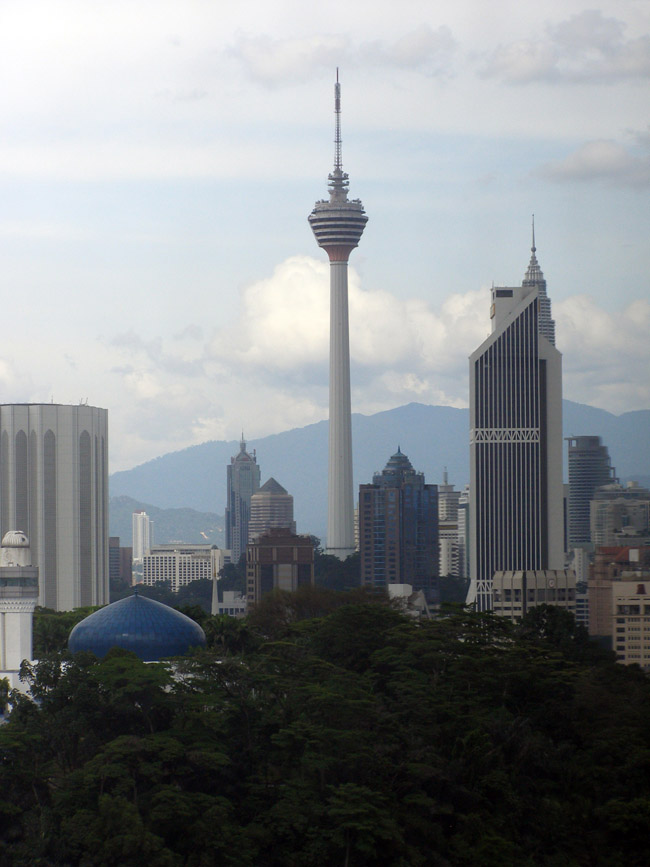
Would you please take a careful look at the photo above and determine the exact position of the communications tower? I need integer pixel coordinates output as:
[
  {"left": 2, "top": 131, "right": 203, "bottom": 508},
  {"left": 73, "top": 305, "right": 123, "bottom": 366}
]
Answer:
[{"left": 308, "top": 72, "right": 367, "bottom": 558}]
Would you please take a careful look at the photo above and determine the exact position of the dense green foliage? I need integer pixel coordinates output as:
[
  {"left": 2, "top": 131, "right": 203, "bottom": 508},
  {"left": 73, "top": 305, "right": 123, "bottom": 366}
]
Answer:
[{"left": 2, "top": 599, "right": 650, "bottom": 865}]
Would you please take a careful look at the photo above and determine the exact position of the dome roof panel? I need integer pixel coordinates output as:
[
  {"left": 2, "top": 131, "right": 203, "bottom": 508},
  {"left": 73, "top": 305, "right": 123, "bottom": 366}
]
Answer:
[{"left": 68, "top": 593, "right": 206, "bottom": 661}]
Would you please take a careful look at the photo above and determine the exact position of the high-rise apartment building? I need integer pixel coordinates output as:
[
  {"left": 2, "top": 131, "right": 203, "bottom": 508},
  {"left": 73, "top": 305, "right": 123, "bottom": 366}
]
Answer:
[
  {"left": 359, "top": 448, "right": 438, "bottom": 600},
  {"left": 309, "top": 73, "right": 367, "bottom": 559},
  {"left": 468, "top": 227, "right": 564, "bottom": 611},
  {"left": 0, "top": 403, "right": 108, "bottom": 610},
  {"left": 248, "top": 478, "right": 295, "bottom": 542},
  {"left": 132, "top": 510, "right": 154, "bottom": 561},
  {"left": 566, "top": 436, "right": 617, "bottom": 547},
  {"left": 438, "top": 470, "right": 461, "bottom": 578},
  {"left": 225, "top": 437, "right": 261, "bottom": 563}
]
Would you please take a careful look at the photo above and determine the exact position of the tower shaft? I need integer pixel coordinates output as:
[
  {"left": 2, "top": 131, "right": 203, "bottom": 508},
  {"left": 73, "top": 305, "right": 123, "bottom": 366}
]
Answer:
[{"left": 328, "top": 261, "right": 354, "bottom": 556}]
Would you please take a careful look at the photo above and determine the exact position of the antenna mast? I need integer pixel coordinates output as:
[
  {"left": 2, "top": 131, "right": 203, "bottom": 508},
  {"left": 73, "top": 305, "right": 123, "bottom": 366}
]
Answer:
[{"left": 334, "top": 67, "right": 342, "bottom": 172}]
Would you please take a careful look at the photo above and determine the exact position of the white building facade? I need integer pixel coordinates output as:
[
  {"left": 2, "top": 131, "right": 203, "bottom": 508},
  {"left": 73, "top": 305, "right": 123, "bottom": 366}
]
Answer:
[
  {"left": 0, "top": 404, "right": 108, "bottom": 610},
  {"left": 142, "top": 544, "right": 224, "bottom": 593},
  {"left": 132, "top": 510, "right": 154, "bottom": 561}
]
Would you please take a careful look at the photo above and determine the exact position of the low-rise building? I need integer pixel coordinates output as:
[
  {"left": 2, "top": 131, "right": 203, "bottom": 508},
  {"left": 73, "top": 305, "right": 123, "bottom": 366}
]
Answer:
[
  {"left": 492, "top": 569, "right": 576, "bottom": 621},
  {"left": 611, "top": 580, "right": 650, "bottom": 669},
  {"left": 142, "top": 544, "right": 224, "bottom": 593}
]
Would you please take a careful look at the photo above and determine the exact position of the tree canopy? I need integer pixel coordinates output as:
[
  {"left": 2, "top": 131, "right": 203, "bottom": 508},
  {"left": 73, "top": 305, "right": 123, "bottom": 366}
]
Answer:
[{"left": 2, "top": 600, "right": 649, "bottom": 865}]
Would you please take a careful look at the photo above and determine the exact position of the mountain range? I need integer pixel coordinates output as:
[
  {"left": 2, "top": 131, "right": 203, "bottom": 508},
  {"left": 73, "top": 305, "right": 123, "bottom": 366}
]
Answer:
[{"left": 109, "top": 401, "right": 650, "bottom": 543}]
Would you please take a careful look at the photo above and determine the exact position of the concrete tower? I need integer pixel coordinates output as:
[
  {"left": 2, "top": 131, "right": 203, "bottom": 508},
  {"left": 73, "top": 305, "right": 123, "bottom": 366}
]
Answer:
[
  {"left": 308, "top": 72, "right": 367, "bottom": 558},
  {"left": 468, "top": 222, "right": 564, "bottom": 611}
]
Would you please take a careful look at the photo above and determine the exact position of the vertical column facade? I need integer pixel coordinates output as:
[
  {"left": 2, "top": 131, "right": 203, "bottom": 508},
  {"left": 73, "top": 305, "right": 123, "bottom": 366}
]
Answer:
[
  {"left": 0, "top": 404, "right": 108, "bottom": 610},
  {"left": 468, "top": 240, "right": 563, "bottom": 611}
]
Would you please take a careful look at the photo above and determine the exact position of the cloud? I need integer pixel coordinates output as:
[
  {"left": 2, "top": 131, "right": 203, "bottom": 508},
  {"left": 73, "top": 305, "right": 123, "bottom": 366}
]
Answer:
[
  {"left": 539, "top": 138, "right": 650, "bottom": 187},
  {"left": 555, "top": 296, "right": 650, "bottom": 412},
  {"left": 97, "top": 258, "right": 649, "bottom": 468},
  {"left": 480, "top": 10, "right": 650, "bottom": 84},
  {"left": 1, "top": 256, "right": 646, "bottom": 471},
  {"left": 229, "top": 25, "right": 457, "bottom": 85}
]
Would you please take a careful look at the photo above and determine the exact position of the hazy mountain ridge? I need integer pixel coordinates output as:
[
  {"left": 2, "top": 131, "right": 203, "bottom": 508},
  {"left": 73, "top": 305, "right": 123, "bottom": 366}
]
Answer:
[
  {"left": 110, "top": 401, "right": 650, "bottom": 541},
  {"left": 110, "top": 495, "right": 224, "bottom": 548}
]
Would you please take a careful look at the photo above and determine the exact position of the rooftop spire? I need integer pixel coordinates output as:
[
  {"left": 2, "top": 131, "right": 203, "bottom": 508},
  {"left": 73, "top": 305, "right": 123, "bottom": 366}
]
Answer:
[
  {"left": 522, "top": 216, "right": 556, "bottom": 345},
  {"left": 524, "top": 213, "right": 544, "bottom": 286},
  {"left": 531, "top": 213, "right": 536, "bottom": 254}
]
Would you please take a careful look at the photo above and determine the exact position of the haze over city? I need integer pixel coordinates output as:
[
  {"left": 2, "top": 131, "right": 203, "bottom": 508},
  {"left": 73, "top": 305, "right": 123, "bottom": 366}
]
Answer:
[{"left": 1, "top": 0, "right": 648, "bottom": 472}]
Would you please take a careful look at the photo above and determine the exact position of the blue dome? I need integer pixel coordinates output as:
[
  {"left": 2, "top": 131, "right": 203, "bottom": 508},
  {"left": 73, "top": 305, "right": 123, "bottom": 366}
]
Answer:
[{"left": 68, "top": 593, "right": 206, "bottom": 661}]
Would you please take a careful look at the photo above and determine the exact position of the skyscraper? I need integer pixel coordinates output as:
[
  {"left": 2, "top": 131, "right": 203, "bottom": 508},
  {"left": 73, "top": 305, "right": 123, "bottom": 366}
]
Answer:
[
  {"left": 0, "top": 403, "right": 108, "bottom": 610},
  {"left": 566, "top": 436, "right": 617, "bottom": 547},
  {"left": 438, "top": 470, "right": 461, "bottom": 578},
  {"left": 248, "top": 478, "right": 296, "bottom": 542},
  {"left": 359, "top": 448, "right": 438, "bottom": 599},
  {"left": 309, "top": 72, "right": 367, "bottom": 559},
  {"left": 468, "top": 225, "right": 564, "bottom": 611},
  {"left": 225, "top": 436, "right": 261, "bottom": 563},
  {"left": 132, "top": 510, "right": 154, "bottom": 561}
]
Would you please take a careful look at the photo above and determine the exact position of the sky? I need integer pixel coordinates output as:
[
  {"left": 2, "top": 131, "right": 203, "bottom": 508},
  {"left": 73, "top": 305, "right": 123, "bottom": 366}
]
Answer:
[{"left": 0, "top": 0, "right": 648, "bottom": 472}]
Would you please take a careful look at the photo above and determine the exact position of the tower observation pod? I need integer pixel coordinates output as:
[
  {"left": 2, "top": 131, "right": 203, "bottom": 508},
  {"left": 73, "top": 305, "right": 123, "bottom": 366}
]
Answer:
[{"left": 308, "top": 72, "right": 367, "bottom": 559}]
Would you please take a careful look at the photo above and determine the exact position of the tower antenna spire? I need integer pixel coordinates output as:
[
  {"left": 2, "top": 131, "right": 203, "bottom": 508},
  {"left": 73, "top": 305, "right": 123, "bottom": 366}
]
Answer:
[{"left": 334, "top": 68, "right": 342, "bottom": 173}]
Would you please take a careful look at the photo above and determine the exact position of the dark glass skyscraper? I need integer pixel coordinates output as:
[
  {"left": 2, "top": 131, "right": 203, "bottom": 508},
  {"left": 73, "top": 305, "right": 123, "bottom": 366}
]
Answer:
[
  {"left": 468, "top": 228, "right": 564, "bottom": 611},
  {"left": 359, "top": 448, "right": 438, "bottom": 600},
  {"left": 225, "top": 437, "right": 260, "bottom": 563}
]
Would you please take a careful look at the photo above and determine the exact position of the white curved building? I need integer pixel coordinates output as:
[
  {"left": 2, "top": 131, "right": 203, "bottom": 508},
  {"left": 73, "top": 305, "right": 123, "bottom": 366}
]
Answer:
[{"left": 0, "top": 404, "right": 108, "bottom": 610}]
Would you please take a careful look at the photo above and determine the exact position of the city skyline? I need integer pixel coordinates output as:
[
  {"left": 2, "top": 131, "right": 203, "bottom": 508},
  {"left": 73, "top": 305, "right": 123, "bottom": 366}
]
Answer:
[{"left": 0, "top": 1, "right": 647, "bottom": 473}]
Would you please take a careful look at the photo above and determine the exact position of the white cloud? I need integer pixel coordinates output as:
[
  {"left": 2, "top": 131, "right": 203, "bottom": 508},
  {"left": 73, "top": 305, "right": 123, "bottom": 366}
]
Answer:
[
  {"left": 102, "top": 257, "right": 648, "bottom": 467},
  {"left": 0, "top": 256, "right": 646, "bottom": 471},
  {"left": 480, "top": 10, "right": 650, "bottom": 83},
  {"left": 539, "top": 138, "right": 650, "bottom": 186},
  {"left": 229, "top": 25, "right": 457, "bottom": 86},
  {"left": 556, "top": 296, "right": 650, "bottom": 412}
]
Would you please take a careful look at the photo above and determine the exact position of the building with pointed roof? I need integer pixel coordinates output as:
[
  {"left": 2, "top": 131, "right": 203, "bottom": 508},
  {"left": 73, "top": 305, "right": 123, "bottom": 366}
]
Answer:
[
  {"left": 225, "top": 436, "right": 261, "bottom": 563},
  {"left": 248, "top": 477, "right": 295, "bottom": 543},
  {"left": 359, "top": 448, "right": 438, "bottom": 600},
  {"left": 309, "top": 72, "right": 367, "bottom": 560},
  {"left": 468, "top": 223, "right": 564, "bottom": 611}
]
